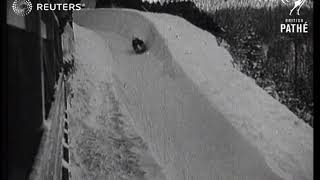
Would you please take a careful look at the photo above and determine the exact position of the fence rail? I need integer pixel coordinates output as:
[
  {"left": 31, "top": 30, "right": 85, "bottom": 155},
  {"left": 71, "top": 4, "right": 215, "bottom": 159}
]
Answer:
[{"left": 7, "top": 0, "right": 74, "bottom": 178}]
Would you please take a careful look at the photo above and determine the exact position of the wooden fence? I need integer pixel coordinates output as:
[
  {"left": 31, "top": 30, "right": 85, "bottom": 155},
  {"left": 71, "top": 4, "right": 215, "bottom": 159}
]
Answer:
[{"left": 7, "top": 0, "right": 72, "bottom": 179}]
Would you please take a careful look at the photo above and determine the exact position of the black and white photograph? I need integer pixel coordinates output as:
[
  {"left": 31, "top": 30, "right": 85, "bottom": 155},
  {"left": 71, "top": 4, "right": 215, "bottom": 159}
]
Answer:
[{"left": 5, "top": 0, "right": 314, "bottom": 179}]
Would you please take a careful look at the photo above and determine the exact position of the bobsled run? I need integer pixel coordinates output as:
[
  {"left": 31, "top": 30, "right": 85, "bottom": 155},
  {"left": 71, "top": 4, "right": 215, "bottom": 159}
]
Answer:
[{"left": 64, "top": 8, "right": 312, "bottom": 180}]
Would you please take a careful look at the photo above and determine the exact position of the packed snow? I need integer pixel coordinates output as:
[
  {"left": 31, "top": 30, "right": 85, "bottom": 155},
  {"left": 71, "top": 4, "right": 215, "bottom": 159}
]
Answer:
[{"left": 68, "top": 8, "right": 312, "bottom": 180}]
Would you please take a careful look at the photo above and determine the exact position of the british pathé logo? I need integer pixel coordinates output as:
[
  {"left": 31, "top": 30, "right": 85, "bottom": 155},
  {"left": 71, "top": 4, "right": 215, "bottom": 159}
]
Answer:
[
  {"left": 280, "top": 0, "right": 309, "bottom": 33},
  {"left": 12, "top": 0, "right": 33, "bottom": 16},
  {"left": 281, "top": 0, "right": 307, "bottom": 16},
  {"left": 280, "top": 18, "right": 308, "bottom": 33}
]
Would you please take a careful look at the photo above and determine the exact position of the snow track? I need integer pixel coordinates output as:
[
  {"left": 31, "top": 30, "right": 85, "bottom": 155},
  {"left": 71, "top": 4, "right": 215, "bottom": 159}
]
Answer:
[
  {"left": 68, "top": 24, "right": 166, "bottom": 180},
  {"left": 71, "top": 8, "right": 312, "bottom": 180}
]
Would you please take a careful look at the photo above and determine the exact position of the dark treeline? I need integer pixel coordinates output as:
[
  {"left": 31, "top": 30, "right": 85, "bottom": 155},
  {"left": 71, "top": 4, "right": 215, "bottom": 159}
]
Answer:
[
  {"left": 96, "top": 0, "right": 226, "bottom": 37},
  {"left": 213, "top": 6, "right": 313, "bottom": 126},
  {"left": 95, "top": 0, "right": 313, "bottom": 126}
]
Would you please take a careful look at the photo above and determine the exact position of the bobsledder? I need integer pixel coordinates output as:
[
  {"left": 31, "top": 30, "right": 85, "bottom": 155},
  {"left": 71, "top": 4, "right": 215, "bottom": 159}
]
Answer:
[{"left": 132, "top": 36, "right": 147, "bottom": 54}]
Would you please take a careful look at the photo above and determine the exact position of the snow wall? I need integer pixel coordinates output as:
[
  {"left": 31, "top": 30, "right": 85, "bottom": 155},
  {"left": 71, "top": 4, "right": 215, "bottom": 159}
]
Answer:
[{"left": 73, "top": 9, "right": 312, "bottom": 180}]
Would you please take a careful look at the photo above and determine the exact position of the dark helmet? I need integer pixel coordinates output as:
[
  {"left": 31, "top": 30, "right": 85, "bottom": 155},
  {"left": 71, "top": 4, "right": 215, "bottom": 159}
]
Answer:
[{"left": 132, "top": 36, "right": 147, "bottom": 54}]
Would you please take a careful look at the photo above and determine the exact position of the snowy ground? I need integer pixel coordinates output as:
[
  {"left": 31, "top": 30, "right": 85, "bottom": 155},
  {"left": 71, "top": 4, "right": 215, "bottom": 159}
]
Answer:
[
  {"left": 69, "top": 8, "right": 312, "bottom": 180},
  {"left": 68, "top": 25, "right": 166, "bottom": 180}
]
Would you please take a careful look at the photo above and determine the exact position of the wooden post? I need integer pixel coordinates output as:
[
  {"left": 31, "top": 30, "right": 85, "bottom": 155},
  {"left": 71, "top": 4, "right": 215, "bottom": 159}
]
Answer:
[{"left": 39, "top": 10, "right": 46, "bottom": 122}]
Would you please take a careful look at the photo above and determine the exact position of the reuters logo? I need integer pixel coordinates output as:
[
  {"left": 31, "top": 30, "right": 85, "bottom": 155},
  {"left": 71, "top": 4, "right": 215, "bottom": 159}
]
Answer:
[{"left": 12, "top": 0, "right": 33, "bottom": 16}]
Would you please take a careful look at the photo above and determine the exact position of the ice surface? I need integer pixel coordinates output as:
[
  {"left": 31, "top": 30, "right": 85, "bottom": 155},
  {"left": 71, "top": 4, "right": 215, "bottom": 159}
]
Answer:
[{"left": 70, "top": 8, "right": 312, "bottom": 180}]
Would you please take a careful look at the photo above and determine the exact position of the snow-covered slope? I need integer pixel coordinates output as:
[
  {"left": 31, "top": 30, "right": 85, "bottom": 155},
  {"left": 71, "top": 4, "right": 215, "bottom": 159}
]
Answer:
[
  {"left": 69, "top": 24, "right": 167, "bottom": 180},
  {"left": 72, "top": 8, "right": 312, "bottom": 180}
]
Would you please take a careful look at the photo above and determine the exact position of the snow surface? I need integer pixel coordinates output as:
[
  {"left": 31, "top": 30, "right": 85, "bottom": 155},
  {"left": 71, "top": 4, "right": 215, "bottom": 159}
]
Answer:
[
  {"left": 68, "top": 24, "right": 166, "bottom": 180},
  {"left": 71, "top": 8, "right": 313, "bottom": 180}
]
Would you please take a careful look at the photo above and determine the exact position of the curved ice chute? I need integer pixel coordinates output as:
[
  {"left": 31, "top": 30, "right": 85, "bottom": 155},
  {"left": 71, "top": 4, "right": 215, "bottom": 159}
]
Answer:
[{"left": 73, "top": 9, "right": 313, "bottom": 180}]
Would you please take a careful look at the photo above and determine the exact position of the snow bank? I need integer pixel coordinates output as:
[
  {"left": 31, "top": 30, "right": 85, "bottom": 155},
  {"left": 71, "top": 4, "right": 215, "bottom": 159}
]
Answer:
[
  {"left": 73, "top": 9, "right": 312, "bottom": 180},
  {"left": 69, "top": 24, "right": 167, "bottom": 179}
]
